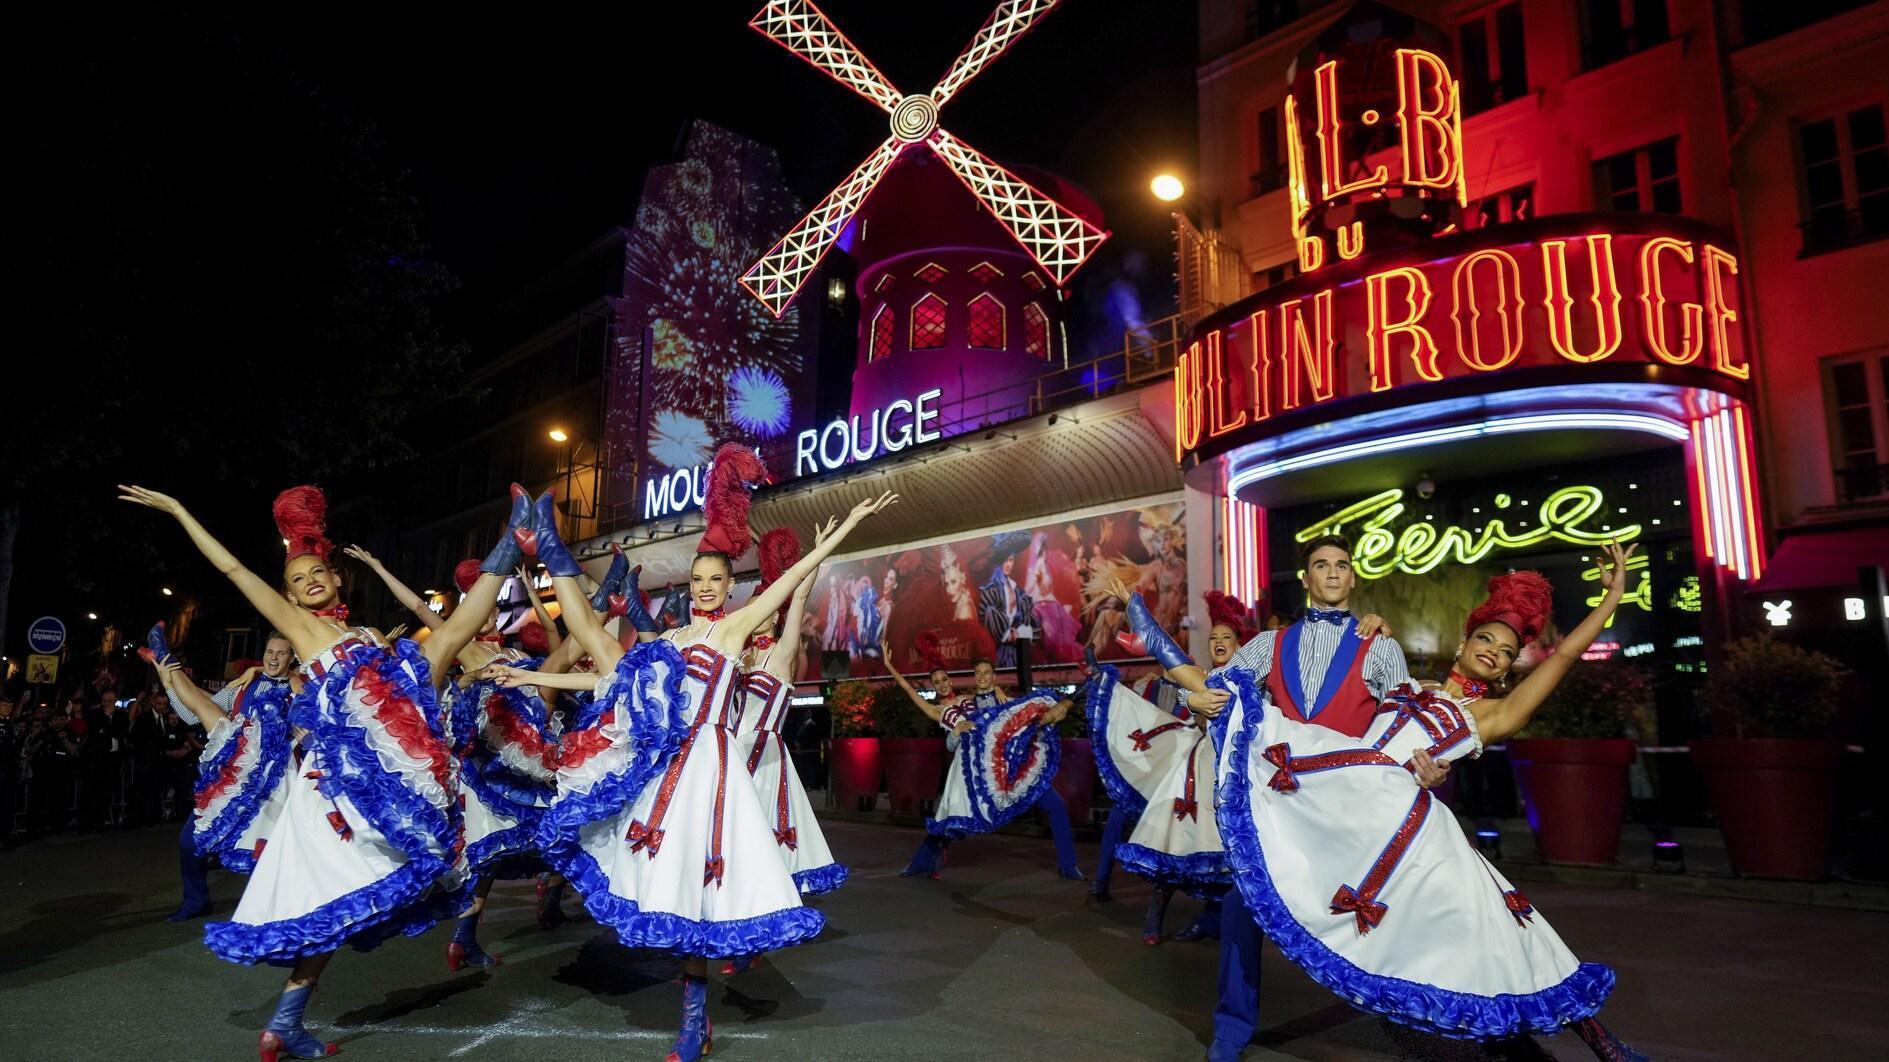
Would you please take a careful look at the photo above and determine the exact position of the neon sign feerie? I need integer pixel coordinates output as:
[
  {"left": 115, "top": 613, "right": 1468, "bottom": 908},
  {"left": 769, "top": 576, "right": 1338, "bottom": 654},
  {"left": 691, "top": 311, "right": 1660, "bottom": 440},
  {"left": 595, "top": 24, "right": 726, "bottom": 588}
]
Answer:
[{"left": 1293, "top": 485, "right": 1641, "bottom": 580}]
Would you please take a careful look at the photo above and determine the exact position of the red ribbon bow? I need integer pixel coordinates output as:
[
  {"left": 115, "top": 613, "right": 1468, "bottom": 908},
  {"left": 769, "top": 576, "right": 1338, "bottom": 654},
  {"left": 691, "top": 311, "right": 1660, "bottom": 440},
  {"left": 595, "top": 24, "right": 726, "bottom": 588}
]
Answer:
[
  {"left": 703, "top": 855, "right": 726, "bottom": 887},
  {"left": 1129, "top": 721, "right": 1187, "bottom": 752},
  {"left": 325, "top": 809, "right": 353, "bottom": 842},
  {"left": 1330, "top": 884, "right": 1388, "bottom": 933},
  {"left": 1264, "top": 743, "right": 1299, "bottom": 792},
  {"left": 626, "top": 819, "right": 664, "bottom": 855},
  {"left": 1504, "top": 889, "right": 1535, "bottom": 924}
]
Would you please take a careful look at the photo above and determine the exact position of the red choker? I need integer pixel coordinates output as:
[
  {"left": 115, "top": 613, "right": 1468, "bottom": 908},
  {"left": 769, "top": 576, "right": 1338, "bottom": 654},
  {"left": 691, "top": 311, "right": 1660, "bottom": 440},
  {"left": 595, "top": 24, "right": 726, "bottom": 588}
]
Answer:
[
  {"left": 749, "top": 634, "right": 775, "bottom": 650},
  {"left": 313, "top": 603, "right": 350, "bottom": 624},
  {"left": 691, "top": 606, "right": 726, "bottom": 621},
  {"left": 1448, "top": 669, "right": 1489, "bottom": 701},
  {"left": 475, "top": 634, "right": 504, "bottom": 644}
]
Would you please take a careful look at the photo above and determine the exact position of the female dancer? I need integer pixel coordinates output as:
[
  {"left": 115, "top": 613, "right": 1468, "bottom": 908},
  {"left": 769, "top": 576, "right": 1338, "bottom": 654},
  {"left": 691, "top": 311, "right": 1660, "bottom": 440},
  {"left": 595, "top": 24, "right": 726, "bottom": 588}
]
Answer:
[
  {"left": 119, "top": 482, "right": 528, "bottom": 1061},
  {"left": 888, "top": 643, "right": 1080, "bottom": 881},
  {"left": 1200, "top": 543, "right": 1650, "bottom": 1057},
  {"left": 496, "top": 446, "right": 896, "bottom": 1062},
  {"left": 720, "top": 527, "right": 847, "bottom": 976},
  {"left": 1086, "top": 592, "right": 1257, "bottom": 945},
  {"left": 346, "top": 545, "right": 622, "bottom": 969}
]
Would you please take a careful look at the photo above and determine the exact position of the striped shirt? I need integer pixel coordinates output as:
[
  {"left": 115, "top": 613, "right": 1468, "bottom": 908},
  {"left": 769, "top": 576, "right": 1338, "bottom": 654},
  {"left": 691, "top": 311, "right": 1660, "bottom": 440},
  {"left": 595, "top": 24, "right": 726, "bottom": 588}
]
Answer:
[
  {"left": 175, "top": 674, "right": 289, "bottom": 727},
  {"left": 1187, "top": 613, "right": 1411, "bottom": 707}
]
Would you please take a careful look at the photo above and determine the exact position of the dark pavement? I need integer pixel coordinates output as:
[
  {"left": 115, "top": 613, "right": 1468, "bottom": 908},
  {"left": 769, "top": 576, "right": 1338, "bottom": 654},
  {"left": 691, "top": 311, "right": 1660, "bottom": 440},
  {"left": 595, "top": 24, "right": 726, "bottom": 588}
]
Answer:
[{"left": 1, "top": 819, "right": 1882, "bottom": 1060}]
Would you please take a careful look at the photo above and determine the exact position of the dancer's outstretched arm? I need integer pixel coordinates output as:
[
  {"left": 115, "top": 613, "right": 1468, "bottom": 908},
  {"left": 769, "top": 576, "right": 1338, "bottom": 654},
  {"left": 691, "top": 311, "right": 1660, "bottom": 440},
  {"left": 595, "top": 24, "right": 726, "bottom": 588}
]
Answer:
[
  {"left": 153, "top": 658, "right": 230, "bottom": 732},
  {"left": 486, "top": 665, "right": 597, "bottom": 692},
  {"left": 715, "top": 492, "right": 897, "bottom": 653},
  {"left": 881, "top": 645, "right": 953, "bottom": 727},
  {"left": 763, "top": 558, "right": 820, "bottom": 681},
  {"left": 344, "top": 545, "right": 444, "bottom": 631},
  {"left": 118, "top": 486, "right": 330, "bottom": 656},
  {"left": 1473, "top": 542, "right": 1638, "bottom": 744}
]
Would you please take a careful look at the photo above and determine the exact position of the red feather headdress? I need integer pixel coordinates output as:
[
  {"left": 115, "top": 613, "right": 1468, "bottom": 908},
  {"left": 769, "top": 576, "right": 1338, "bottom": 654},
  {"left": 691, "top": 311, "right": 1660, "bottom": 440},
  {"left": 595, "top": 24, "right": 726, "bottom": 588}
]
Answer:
[
  {"left": 452, "top": 559, "right": 482, "bottom": 595},
  {"left": 752, "top": 527, "right": 802, "bottom": 630},
  {"left": 699, "top": 444, "right": 768, "bottom": 558},
  {"left": 273, "top": 485, "right": 333, "bottom": 564},
  {"left": 1464, "top": 571, "right": 1554, "bottom": 646},
  {"left": 516, "top": 619, "right": 550, "bottom": 656},
  {"left": 1203, "top": 590, "right": 1259, "bottom": 644}
]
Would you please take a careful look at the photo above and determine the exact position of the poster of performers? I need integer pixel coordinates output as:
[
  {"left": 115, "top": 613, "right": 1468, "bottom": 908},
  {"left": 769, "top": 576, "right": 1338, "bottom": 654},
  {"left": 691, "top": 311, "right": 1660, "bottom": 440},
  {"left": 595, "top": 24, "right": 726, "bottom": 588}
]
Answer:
[{"left": 798, "top": 499, "right": 1186, "bottom": 681}]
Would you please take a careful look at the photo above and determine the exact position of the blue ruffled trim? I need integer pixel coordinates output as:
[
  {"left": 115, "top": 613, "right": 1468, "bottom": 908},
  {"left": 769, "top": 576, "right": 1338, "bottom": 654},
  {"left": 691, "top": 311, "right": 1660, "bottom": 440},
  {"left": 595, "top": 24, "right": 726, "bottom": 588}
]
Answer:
[
  {"left": 301, "top": 640, "right": 458, "bottom": 867},
  {"left": 1084, "top": 665, "right": 1149, "bottom": 817},
  {"left": 924, "top": 814, "right": 983, "bottom": 841},
  {"left": 614, "top": 904, "right": 826, "bottom": 959},
  {"left": 204, "top": 853, "right": 453, "bottom": 965},
  {"left": 1213, "top": 667, "right": 1616, "bottom": 1040},
  {"left": 941, "top": 690, "right": 1060, "bottom": 836},
  {"left": 793, "top": 862, "right": 849, "bottom": 896},
  {"left": 1114, "top": 842, "right": 1232, "bottom": 898},
  {"left": 449, "top": 673, "right": 560, "bottom": 821},
  {"left": 194, "top": 684, "right": 293, "bottom": 863},
  {"left": 464, "top": 816, "right": 543, "bottom": 876},
  {"left": 536, "top": 641, "right": 692, "bottom": 935}
]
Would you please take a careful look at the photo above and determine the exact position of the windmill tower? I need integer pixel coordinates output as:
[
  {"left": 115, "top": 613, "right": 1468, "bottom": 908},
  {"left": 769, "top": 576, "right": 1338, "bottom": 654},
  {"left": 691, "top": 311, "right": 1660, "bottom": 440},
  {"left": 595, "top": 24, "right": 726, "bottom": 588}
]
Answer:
[{"left": 742, "top": 1, "right": 1111, "bottom": 434}]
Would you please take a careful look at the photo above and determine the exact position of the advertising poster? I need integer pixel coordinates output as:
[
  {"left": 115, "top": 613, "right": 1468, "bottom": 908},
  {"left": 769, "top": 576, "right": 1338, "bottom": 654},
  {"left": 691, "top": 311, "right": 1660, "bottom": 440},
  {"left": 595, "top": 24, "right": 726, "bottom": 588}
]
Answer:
[{"left": 796, "top": 500, "right": 1186, "bottom": 681}]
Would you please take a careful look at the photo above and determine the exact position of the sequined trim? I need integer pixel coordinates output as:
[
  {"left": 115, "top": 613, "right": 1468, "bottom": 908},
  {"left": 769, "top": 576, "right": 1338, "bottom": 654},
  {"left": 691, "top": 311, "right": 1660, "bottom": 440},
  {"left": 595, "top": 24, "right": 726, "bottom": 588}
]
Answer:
[
  {"left": 1128, "top": 720, "right": 1188, "bottom": 751},
  {"left": 1329, "top": 789, "right": 1432, "bottom": 934}
]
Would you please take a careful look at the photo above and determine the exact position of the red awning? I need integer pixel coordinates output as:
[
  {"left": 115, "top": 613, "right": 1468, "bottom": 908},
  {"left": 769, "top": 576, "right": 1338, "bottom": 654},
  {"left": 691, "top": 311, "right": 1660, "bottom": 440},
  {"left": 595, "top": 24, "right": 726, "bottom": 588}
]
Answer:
[{"left": 1754, "top": 526, "right": 1889, "bottom": 592}]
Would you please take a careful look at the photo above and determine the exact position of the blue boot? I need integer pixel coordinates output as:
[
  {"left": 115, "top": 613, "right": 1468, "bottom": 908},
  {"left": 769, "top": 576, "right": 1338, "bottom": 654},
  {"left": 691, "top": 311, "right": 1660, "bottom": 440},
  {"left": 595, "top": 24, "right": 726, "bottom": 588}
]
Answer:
[
  {"left": 446, "top": 911, "right": 500, "bottom": 970},
  {"left": 719, "top": 953, "right": 763, "bottom": 975},
  {"left": 900, "top": 835, "right": 945, "bottom": 878},
  {"left": 664, "top": 974, "right": 712, "bottom": 1062},
  {"left": 587, "top": 544, "right": 629, "bottom": 612},
  {"left": 257, "top": 984, "right": 336, "bottom": 1060},
  {"left": 521, "top": 491, "right": 582, "bottom": 577},
  {"left": 1142, "top": 888, "right": 1172, "bottom": 946},
  {"left": 480, "top": 484, "right": 531, "bottom": 576},
  {"left": 1173, "top": 897, "right": 1223, "bottom": 942}
]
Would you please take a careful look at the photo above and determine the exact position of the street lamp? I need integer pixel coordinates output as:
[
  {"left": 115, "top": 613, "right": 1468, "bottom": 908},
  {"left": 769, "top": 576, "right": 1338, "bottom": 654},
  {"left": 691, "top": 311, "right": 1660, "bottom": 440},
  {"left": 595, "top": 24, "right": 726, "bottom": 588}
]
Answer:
[
  {"left": 548, "top": 427, "right": 570, "bottom": 444},
  {"left": 1150, "top": 174, "right": 1185, "bottom": 202},
  {"left": 547, "top": 425, "right": 604, "bottom": 524},
  {"left": 86, "top": 612, "right": 98, "bottom": 620},
  {"left": 161, "top": 587, "right": 174, "bottom": 597}
]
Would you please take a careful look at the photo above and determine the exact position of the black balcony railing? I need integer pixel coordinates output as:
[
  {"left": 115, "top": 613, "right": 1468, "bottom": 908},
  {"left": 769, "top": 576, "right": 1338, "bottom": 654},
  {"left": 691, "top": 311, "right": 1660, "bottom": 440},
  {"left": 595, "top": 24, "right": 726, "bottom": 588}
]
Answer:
[
  {"left": 1249, "top": 166, "right": 1288, "bottom": 199},
  {"left": 1799, "top": 206, "right": 1889, "bottom": 258},
  {"left": 1837, "top": 461, "right": 1889, "bottom": 502}
]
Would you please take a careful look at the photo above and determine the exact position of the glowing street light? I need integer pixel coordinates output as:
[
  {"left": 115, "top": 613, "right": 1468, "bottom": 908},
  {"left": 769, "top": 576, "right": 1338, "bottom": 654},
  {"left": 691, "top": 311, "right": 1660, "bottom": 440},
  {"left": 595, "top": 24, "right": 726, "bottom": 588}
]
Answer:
[
  {"left": 86, "top": 612, "right": 98, "bottom": 620},
  {"left": 1150, "top": 174, "right": 1185, "bottom": 202},
  {"left": 548, "top": 427, "right": 570, "bottom": 444},
  {"left": 161, "top": 587, "right": 174, "bottom": 597}
]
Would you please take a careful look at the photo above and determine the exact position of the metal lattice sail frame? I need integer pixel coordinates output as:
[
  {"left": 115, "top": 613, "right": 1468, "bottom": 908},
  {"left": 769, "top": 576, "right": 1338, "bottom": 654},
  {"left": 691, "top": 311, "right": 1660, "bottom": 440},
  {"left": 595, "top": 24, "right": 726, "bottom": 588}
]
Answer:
[{"left": 740, "top": 0, "right": 1111, "bottom": 317}]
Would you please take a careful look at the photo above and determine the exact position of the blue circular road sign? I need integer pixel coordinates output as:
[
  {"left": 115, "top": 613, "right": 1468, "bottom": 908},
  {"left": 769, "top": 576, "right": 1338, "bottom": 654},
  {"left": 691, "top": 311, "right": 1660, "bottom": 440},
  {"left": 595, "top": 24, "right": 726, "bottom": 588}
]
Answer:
[{"left": 27, "top": 616, "right": 66, "bottom": 655}]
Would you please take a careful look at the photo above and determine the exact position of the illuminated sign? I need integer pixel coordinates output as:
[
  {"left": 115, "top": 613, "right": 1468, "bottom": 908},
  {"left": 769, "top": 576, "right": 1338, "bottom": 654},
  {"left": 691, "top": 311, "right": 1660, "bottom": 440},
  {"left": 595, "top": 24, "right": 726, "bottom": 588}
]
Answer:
[
  {"left": 642, "top": 447, "right": 765, "bottom": 522},
  {"left": 1175, "top": 226, "right": 1750, "bottom": 459},
  {"left": 1584, "top": 551, "right": 1651, "bottom": 627},
  {"left": 1762, "top": 600, "right": 1792, "bottom": 627},
  {"left": 1293, "top": 485, "right": 1641, "bottom": 580},
  {"left": 793, "top": 388, "right": 944, "bottom": 476}
]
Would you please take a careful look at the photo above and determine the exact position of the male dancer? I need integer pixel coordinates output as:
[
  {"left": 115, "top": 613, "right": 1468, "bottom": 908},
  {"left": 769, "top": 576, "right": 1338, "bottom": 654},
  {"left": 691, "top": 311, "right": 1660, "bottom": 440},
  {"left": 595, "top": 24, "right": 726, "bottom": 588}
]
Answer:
[
  {"left": 888, "top": 648, "right": 1083, "bottom": 881},
  {"left": 153, "top": 629, "right": 296, "bottom": 921},
  {"left": 1149, "top": 535, "right": 1447, "bottom": 1062}
]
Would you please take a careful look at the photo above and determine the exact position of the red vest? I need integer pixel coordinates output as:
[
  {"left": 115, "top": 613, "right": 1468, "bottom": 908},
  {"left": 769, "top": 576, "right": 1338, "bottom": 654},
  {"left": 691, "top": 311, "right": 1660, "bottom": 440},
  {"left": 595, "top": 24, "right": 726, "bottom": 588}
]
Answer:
[{"left": 1263, "top": 625, "right": 1379, "bottom": 739}]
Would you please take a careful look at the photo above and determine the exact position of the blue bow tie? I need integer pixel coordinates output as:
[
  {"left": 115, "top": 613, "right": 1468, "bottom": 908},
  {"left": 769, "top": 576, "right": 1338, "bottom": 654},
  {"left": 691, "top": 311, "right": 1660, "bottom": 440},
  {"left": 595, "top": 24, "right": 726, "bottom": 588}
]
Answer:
[{"left": 1305, "top": 607, "right": 1350, "bottom": 625}]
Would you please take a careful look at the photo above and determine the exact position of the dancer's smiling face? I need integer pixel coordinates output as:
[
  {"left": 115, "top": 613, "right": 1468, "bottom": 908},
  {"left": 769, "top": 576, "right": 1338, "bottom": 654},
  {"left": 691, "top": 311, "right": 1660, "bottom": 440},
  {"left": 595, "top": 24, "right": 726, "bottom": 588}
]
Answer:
[
  {"left": 1301, "top": 545, "right": 1355, "bottom": 608},
  {"left": 690, "top": 553, "right": 733, "bottom": 612},
  {"left": 1456, "top": 622, "right": 1521, "bottom": 682},
  {"left": 285, "top": 555, "right": 340, "bottom": 610},
  {"left": 972, "top": 660, "right": 997, "bottom": 692},
  {"left": 929, "top": 668, "right": 951, "bottom": 694},
  {"left": 1208, "top": 623, "right": 1240, "bottom": 665}
]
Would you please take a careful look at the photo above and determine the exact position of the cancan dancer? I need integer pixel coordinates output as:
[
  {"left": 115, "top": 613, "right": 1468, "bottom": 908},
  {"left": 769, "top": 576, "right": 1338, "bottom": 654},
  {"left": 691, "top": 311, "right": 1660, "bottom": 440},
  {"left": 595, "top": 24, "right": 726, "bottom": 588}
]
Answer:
[
  {"left": 721, "top": 527, "right": 848, "bottom": 977},
  {"left": 1205, "top": 543, "right": 1649, "bottom": 1058},
  {"left": 503, "top": 444, "right": 896, "bottom": 1062},
  {"left": 119, "top": 482, "right": 531, "bottom": 1060},
  {"left": 889, "top": 635, "right": 1081, "bottom": 881}
]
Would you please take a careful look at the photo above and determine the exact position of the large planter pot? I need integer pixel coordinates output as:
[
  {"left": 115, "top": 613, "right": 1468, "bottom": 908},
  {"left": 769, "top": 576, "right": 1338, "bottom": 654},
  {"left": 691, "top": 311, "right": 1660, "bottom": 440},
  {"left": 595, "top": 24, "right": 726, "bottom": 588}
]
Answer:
[
  {"left": 1050, "top": 738, "right": 1095, "bottom": 824},
  {"left": 1506, "top": 738, "right": 1637, "bottom": 865},
  {"left": 829, "top": 737, "right": 883, "bottom": 813},
  {"left": 882, "top": 736, "right": 947, "bottom": 818},
  {"left": 1690, "top": 738, "right": 1841, "bottom": 880}
]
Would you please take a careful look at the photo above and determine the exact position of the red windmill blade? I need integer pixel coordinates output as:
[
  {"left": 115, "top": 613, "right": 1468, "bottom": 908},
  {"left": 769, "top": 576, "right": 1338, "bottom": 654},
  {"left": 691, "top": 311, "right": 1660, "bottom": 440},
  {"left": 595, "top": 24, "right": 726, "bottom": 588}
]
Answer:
[{"left": 740, "top": 0, "right": 1110, "bottom": 317}]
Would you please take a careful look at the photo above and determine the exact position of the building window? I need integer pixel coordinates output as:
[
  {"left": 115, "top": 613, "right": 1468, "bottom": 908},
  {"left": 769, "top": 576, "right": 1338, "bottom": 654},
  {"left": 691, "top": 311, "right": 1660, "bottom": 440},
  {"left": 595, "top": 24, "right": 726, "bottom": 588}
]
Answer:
[
  {"left": 869, "top": 304, "right": 894, "bottom": 361},
  {"left": 1459, "top": 4, "right": 1527, "bottom": 115},
  {"left": 910, "top": 294, "right": 948, "bottom": 350},
  {"left": 1798, "top": 104, "right": 1889, "bottom": 256},
  {"left": 873, "top": 273, "right": 896, "bottom": 294},
  {"left": 968, "top": 261, "right": 1003, "bottom": 283},
  {"left": 914, "top": 262, "right": 948, "bottom": 284},
  {"left": 1595, "top": 137, "right": 1681, "bottom": 214},
  {"left": 1021, "top": 271, "right": 1044, "bottom": 292},
  {"left": 1470, "top": 183, "right": 1534, "bottom": 228},
  {"left": 1022, "top": 303, "right": 1051, "bottom": 360},
  {"left": 1581, "top": 0, "right": 1670, "bottom": 70},
  {"left": 967, "top": 294, "right": 1006, "bottom": 349},
  {"left": 1254, "top": 263, "right": 1298, "bottom": 291},
  {"left": 1825, "top": 353, "right": 1889, "bottom": 501},
  {"left": 1251, "top": 105, "right": 1285, "bottom": 196},
  {"left": 1736, "top": 0, "right": 1874, "bottom": 48}
]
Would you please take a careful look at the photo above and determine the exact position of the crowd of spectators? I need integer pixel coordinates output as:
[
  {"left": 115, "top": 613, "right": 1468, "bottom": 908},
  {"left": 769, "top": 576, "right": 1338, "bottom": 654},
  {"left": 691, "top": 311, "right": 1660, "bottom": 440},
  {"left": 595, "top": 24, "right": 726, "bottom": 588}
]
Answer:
[{"left": 0, "top": 680, "right": 205, "bottom": 844}]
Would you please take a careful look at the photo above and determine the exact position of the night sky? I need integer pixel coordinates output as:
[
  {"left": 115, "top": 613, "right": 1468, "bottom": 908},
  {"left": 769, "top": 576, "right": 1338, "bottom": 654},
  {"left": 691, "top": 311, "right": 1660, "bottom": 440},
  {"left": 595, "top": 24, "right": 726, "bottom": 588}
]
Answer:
[{"left": 277, "top": 0, "right": 1200, "bottom": 316}]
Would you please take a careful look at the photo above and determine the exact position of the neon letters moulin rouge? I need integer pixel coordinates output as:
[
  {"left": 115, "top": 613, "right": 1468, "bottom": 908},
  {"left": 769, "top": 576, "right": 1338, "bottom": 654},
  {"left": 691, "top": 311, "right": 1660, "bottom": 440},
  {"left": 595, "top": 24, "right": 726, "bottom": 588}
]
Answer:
[{"left": 1174, "top": 223, "right": 1751, "bottom": 460}]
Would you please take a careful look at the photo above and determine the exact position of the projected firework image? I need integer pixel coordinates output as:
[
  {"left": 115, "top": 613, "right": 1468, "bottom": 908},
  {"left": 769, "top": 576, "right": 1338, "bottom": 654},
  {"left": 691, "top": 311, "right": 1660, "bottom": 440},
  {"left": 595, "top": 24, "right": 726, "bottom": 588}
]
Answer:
[{"left": 605, "top": 122, "right": 817, "bottom": 506}]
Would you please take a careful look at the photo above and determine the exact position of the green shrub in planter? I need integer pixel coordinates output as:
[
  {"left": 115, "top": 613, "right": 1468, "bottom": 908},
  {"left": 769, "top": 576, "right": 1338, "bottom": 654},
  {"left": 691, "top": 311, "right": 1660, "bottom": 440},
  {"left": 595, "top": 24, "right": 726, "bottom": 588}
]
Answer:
[
  {"left": 1516, "top": 661, "right": 1656, "bottom": 741},
  {"left": 872, "top": 681, "right": 933, "bottom": 738},
  {"left": 1702, "top": 635, "right": 1843, "bottom": 739},
  {"left": 828, "top": 680, "right": 878, "bottom": 738}
]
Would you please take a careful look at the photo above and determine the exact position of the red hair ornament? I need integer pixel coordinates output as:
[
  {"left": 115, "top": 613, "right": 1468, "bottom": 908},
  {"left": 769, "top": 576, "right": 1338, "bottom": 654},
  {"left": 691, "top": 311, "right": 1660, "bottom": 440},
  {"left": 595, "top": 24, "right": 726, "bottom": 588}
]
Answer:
[
  {"left": 1464, "top": 571, "right": 1554, "bottom": 646},
  {"left": 273, "top": 485, "right": 334, "bottom": 563},
  {"left": 698, "top": 444, "right": 768, "bottom": 558}
]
